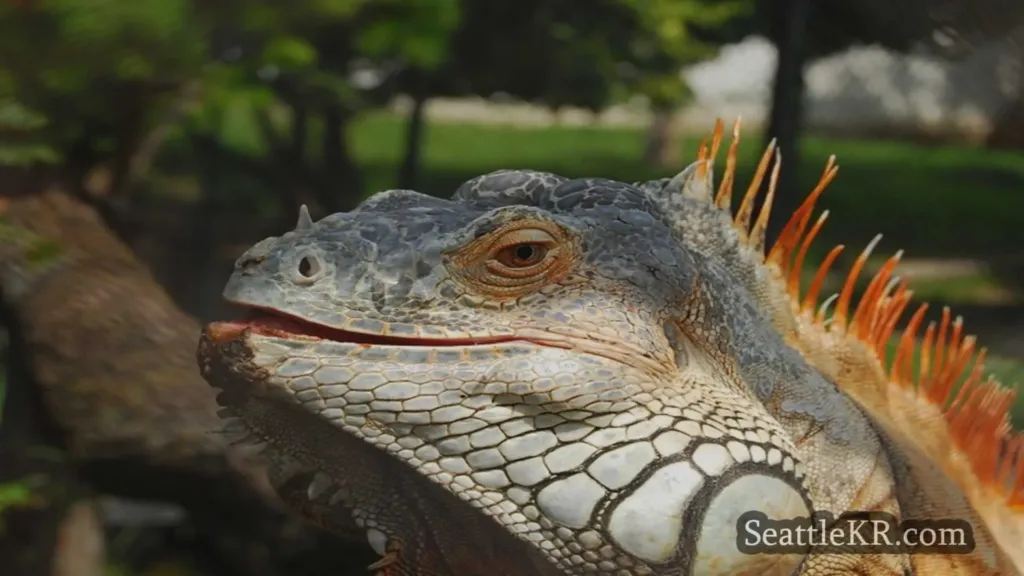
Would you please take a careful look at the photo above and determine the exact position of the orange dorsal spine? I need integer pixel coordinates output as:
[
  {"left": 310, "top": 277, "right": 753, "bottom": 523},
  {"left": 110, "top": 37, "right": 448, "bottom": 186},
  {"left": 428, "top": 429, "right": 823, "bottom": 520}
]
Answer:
[{"left": 692, "top": 119, "right": 1024, "bottom": 571}]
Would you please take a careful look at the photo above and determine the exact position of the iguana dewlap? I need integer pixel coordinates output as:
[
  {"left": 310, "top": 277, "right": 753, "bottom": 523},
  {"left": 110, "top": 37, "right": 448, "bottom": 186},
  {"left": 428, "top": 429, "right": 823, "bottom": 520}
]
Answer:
[{"left": 197, "top": 120, "right": 1024, "bottom": 575}]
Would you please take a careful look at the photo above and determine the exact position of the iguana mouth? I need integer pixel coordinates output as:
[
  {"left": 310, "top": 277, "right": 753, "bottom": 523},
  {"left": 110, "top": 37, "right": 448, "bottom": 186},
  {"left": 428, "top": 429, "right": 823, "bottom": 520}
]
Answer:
[
  {"left": 206, "top": 307, "right": 523, "bottom": 347},
  {"left": 206, "top": 308, "right": 675, "bottom": 376}
]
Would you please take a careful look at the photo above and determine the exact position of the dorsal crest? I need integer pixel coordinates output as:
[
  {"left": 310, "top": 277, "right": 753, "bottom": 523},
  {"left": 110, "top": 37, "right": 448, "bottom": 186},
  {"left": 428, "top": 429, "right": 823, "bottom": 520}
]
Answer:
[{"left": 676, "top": 119, "right": 1024, "bottom": 571}]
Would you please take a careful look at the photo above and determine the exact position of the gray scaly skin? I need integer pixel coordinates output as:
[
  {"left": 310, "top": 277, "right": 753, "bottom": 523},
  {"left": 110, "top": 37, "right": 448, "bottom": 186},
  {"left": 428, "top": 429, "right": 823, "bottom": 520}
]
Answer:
[
  {"left": 196, "top": 159, "right": 963, "bottom": 576},
  {"left": 195, "top": 130, "right": 1019, "bottom": 573}
]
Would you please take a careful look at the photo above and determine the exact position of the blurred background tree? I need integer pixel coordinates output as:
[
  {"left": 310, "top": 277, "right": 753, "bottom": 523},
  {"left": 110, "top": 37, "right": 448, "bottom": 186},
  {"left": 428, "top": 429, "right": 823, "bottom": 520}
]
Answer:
[{"left": 0, "top": 0, "right": 758, "bottom": 311}]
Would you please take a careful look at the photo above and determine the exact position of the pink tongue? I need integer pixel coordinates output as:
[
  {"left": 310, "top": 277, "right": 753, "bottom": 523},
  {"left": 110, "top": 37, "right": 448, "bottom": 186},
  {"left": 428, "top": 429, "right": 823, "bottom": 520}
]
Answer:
[{"left": 206, "top": 315, "right": 322, "bottom": 343}]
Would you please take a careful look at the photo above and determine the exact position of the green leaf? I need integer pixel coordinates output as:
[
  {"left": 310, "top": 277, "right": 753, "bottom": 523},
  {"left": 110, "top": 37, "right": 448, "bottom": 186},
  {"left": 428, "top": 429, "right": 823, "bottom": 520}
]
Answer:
[
  {"left": 310, "top": 0, "right": 366, "bottom": 18},
  {"left": 0, "top": 100, "right": 49, "bottom": 130},
  {"left": 0, "top": 144, "right": 60, "bottom": 166},
  {"left": 355, "top": 0, "right": 460, "bottom": 68},
  {"left": 262, "top": 36, "right": 318, "bottom": 70},
  {"left": 0, "top": 475, "right": 47, "bottom": 535}
]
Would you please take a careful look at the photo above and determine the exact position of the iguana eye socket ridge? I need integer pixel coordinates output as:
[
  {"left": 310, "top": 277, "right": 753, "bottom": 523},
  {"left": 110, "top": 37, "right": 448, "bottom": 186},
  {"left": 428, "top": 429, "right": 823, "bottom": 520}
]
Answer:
[{"left": 449, "top": 220, "right": 576, "bottom": 296}]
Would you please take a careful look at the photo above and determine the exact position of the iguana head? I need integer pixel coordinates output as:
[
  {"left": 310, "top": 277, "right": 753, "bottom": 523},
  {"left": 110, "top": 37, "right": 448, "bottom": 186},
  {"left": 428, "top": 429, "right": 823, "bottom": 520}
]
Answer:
[
  {"left": 198, "top": 174, "right": 812, "bottom": 575},
  {"left": 210, "top": 179, "right": 700, "bottom": 374}
]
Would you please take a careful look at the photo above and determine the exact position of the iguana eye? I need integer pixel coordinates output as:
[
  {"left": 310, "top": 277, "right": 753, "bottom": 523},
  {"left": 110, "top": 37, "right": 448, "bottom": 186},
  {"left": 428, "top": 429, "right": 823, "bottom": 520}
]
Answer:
[
  {"left": 494, "top": 243, "right": 548, "bottom": 268},
  {"left": 446, "top": 219, "right": 576, "bottom": 298},
  {"left": 486, "top": 228, "right": 557, "bottom": 275}
]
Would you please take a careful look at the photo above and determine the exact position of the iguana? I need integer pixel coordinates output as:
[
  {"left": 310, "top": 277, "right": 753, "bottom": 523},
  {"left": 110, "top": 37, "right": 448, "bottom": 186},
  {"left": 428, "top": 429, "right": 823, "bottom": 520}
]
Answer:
[{"left": 197, "top": 119, "right": 1024, "bottom": 575}]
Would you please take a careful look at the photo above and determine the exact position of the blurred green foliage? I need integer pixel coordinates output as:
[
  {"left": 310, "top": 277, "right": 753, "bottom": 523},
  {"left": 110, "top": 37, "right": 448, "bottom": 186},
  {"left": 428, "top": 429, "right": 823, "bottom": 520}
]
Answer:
[
  {"left": 0, "top": 0, "right": 752, "bottom": 183},
  {"left": 0, "top": 0, "right": 206, "bottom": 161},
  {"left": 0, "top": 0, "right": 754, "bottom": 429},
  {"left": 618, "top": 0, "right": 749, "bottom": 106},
  {"left": 0, "top": 100, "right": 59, "bottom": 166},
  {"left": 0, "top": 475, "right": 46, "bottom": 535}
]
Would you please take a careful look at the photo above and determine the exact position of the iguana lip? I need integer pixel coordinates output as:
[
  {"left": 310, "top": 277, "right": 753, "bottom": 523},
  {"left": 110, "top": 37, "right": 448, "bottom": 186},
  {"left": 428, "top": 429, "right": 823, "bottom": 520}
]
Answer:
[
  {"left": 206, "top": 307, "right": 522, "bottom": 347},
  {"left": 206, "top": 309, "right": 672, "bottom": 375}
]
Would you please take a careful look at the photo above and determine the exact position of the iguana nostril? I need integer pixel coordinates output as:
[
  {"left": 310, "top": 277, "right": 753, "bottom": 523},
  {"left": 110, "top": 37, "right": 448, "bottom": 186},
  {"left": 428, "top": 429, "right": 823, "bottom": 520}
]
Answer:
[{"left": 236, "top": 253, "right": 266, "bottom": 274}]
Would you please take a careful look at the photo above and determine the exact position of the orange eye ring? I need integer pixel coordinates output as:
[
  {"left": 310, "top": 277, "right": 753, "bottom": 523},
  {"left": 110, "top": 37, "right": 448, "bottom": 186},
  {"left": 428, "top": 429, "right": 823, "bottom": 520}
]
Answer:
[{"left": 445, "top": 218, "right": 577, "bottom": 299}]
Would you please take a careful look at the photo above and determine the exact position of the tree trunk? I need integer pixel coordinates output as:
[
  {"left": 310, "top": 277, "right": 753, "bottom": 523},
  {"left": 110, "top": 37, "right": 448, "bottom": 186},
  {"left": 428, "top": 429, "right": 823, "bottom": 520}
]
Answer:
[
  {"left": 987, "top": 38, "right": 1024, "bottom": 149},
  {"left": 184, "top": 133, "right": 225, "bottom": 319},
  {"left": 0, "top": 287, "right": 102, "bottom": 576},
  {"left": 642, "top": 105, "right": 681, "bottom": 168},
  {"left": 319, "top": 104, "right": 363, "bottom": 213},
  {"left": 988, "top": 94, "right": 1024, "bottom": 149},
  {"left": 398, "top": 92, "right": 428, "bottom": 190},
  {"left": 763, "top": 0, "right": 812, "bottom": 243}
]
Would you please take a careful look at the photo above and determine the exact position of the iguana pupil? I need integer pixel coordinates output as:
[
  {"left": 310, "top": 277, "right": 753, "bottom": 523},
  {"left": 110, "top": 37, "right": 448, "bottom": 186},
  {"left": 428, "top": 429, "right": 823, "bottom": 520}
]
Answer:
[
  {"left": 514, "top": 244, "right": 537, "bottom": 262},
  {"left": 501, "top": 243, "right": 545, "bottom": 267}
]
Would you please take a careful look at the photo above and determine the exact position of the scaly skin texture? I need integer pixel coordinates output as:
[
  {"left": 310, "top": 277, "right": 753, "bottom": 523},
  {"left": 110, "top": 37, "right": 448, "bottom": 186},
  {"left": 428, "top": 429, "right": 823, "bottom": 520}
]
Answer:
[{"left": 198, "top": 121, "right": 1024, "bottom": 575}]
